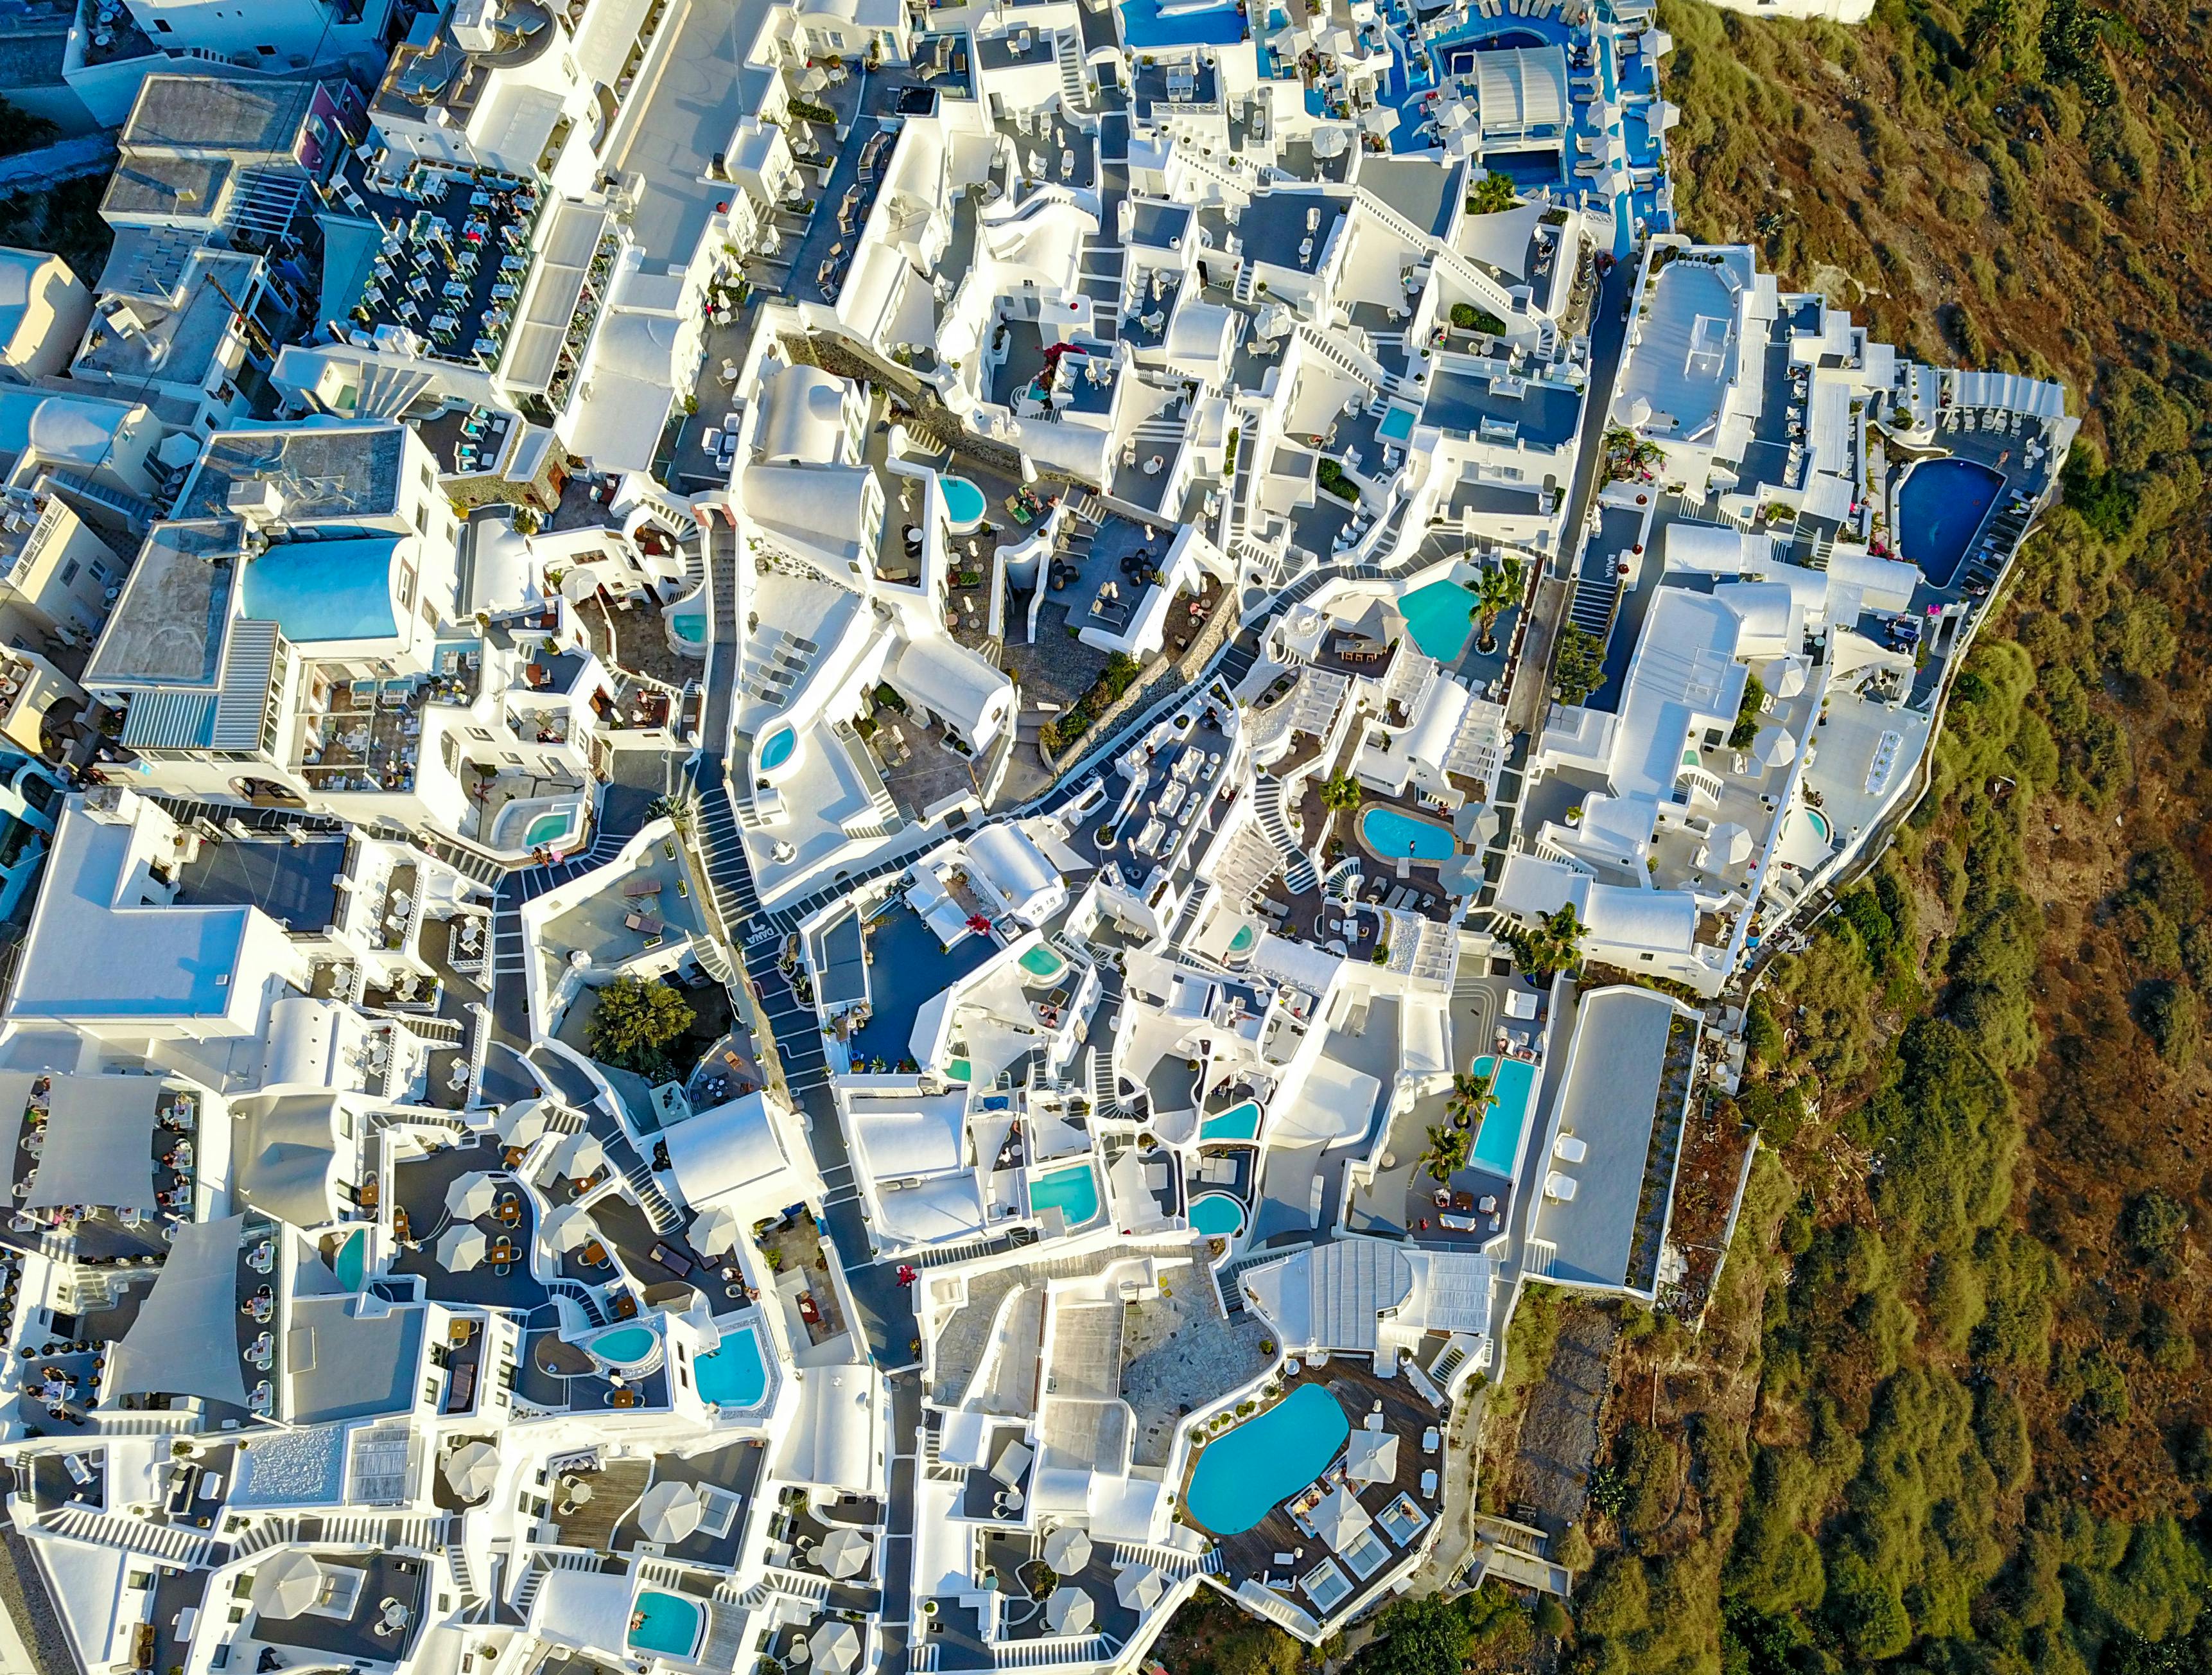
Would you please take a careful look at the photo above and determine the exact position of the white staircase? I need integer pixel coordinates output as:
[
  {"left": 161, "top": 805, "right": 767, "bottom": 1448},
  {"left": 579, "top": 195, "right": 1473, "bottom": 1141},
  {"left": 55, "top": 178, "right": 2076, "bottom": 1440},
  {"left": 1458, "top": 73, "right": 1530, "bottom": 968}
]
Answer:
[
  {"left": 1251, "top": 776, "right": 1318, "bottom": 893},
  {"left": 1054, "top": 28, "right": 1088, "bottom": 109},
  {"left": 42, "top": 1508, "right": 213, "bottom": 1568}
]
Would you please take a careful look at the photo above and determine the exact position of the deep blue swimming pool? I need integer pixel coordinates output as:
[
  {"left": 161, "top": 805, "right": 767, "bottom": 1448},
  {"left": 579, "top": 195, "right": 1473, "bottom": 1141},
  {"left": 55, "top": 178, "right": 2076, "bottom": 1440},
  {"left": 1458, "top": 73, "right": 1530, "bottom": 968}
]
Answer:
[{"left": 1898, "top": 457, "right": 2005, "bottom": 588}]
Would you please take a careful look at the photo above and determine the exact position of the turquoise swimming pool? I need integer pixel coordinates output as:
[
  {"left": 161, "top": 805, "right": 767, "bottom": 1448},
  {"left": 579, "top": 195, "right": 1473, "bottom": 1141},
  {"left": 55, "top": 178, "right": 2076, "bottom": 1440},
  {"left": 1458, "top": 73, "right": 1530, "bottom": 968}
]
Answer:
[
  {"left": 1018, "top": 943, "right": 1065, "bottom": 979},
  {"left": 527, "top": 811, "right": 573, "bottom": 847},
  {"left": 1031, "top": 1162, "right": 1101, "bottom": 1227},
  {"left": 1803, "top": 807, "right": 1833, "bottom": 843},
  {"left": 1377, "top": 406, "right": 1416, "bottom": 444},
  {"left": 1361, "top": 805, "right": 1456, "bottom": 862},
  {"left": 629, "top": 1591, "right": 703, "bottom": 1658},
  {"left": 1398, "top": 579, "right": 1479, "bottom": 662},
  {"left": 943, "top": 475, "right": 988, "bottom": 529},
  {"left": 695, "top": 1324, "right": 769, "bottom": 1408},
  {"left": 1186, "top": 1383, "right": 1350, "bottom": 1534},
  {"left": 1469, "top": 1054, "right": 1538, "bottom": 1177},
  {"left": 1200, "top": 1101, "right": 1261, "bottom": 1142},
  {"left": 334, "top": 1229, "right": 365, "bottom": 1290},
  {"left": 759, "top": 724, "right": 796, "bottom": 771},
  {"left": 589, "top": 1325, "right": 659, "bottom": 1366},
  {"left": 671, "top": 609, "right": 707, "bottom": 645},
  {"left": 1226, "top": 923, "right": 1256, "bottom": 956},
  {"left": 1189, "top": 1193, "right": 1246, "bottom": 1237}
]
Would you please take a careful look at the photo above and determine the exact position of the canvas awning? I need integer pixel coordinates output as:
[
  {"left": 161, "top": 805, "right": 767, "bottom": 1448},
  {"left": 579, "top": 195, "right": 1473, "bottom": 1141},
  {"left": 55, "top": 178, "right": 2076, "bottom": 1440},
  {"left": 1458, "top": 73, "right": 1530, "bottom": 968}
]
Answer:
[
  {"left": 109, "top": 1214, "right": 249, "bottom": 1408},
  {"left": 23, "top": 1076, "right": 160, "bottom": 1210}
]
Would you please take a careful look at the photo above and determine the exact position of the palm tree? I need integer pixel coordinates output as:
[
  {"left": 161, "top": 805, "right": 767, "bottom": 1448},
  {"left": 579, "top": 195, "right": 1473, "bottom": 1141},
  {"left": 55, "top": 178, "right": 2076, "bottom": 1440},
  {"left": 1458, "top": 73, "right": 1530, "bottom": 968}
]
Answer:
[
  {"left": 1321, "top": 772, "right": 1363, "bottom": 812},
  {"left": 1517, "top": 902, "right": 1588, "bottom": 984},
  {"left": 1445, "top": 1065, "right": 1496, "bottom": 1128},
  {"left": 1421, "top": 1121, "right": 1471, "bottom": 1182},
  {"left": 1472, "top": 557, "right": 1524, "bottom": 654}
]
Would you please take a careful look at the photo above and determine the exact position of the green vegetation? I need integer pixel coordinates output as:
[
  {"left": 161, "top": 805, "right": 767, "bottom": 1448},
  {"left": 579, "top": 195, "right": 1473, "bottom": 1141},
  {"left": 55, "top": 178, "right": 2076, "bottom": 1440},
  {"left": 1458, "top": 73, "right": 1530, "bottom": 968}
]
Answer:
[
  {"left": 1472, "top": 557, "right": 1525, "bottom": 652},
  {"left": 1321, "top": 771, "right": 1363, "bottom": 812},
  {"left": 1420, "top": 1120, "right": 1470, "bottom": 1182},
  {"left": 1049, "top": 653, "right": 1148, "bottom": 750},
  {"left": 1464, "top": 170, "right": 1520, "bottom": 217},
  {"left": 1728, "top": 671, "right": 1766, "bottom": 749},
  {"left": 1552, "top": 624, "right": 1607, "bottom": 705},
  {"left": 1354, "top": 1583, "right": 1535, "bottom": 1675},
  {"left": 1316, "top": 457, "right": 1359, "bottom": 502},
  {"left": 586, "top": 976, "right": 696, "bottom": 1079},
  {"left": 1449, "top": 299, "right": 1511, "bottom": 334},
  {"left": 1508, "top": 902, "right": 1586, "bottom": 985}
]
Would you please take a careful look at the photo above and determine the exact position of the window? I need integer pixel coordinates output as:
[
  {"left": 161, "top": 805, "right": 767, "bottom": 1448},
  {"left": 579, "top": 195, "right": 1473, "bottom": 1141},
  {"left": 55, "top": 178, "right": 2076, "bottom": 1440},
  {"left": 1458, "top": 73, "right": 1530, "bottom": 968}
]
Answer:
[
  {"left": 256, "top": 42, "right": 275, "bottom": 52},
  {"left": 414, "top": 504, "right": 428, "bottom": 534},
  {"left": 58, "top": 559, "right": 77, "bottom": 585},
  {"left": 89, "top": 559, "right": 109, "bottom": 584},
  {"left": 152, "top": 16, "right": 170, "bottom": 27},
  {"left": 128, "top": 1572, "right": 154, "bottom": 1592}
]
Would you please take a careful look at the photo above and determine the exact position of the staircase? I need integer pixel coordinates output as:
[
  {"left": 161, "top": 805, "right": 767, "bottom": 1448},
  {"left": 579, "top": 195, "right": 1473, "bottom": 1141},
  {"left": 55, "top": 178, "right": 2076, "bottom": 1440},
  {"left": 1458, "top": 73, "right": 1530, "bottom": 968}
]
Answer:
[
  {"left": 995, "top": 1633, "right": 1119, "bottom": 1667},
  {"left": 1567, "top": 539, "right": 1621, "bottom": 638},
  {"left": 445, "top": 1541, "right": 481, "bottom": 1609},
  {"left": 1430, "top": 1340, "right": 1470, "bottom": 1388},
  {"left": 1108, "top": 1539, "right": 1221, "bottom": 1580},
  {"left": 1053, "top": 27, "right": 1088, "bottom": 110},
  {"left": 1520, "top": 1237, "right": 1558, "bottom": 1279},
  {"left": 309, "top": 1513, "right": 443, "bottom": 1550},
  {"left": 690, "top": 780, "right": 763, "bottom": 941},
  {"left": 1251, "top": 776, "right": 1318, "bottom": 893},
  {"left": 620, "top": 1155, "right": 684, "bottom": 1234},
  {"left": 548, "top": 1276, "right": 610, "bottom": 1327},
  {"left": 231, "top": 1518, "right": 297, "bottom": 1559},
  {"left": 42, "top": 1508, "right": 214, "bottom": 1568}
]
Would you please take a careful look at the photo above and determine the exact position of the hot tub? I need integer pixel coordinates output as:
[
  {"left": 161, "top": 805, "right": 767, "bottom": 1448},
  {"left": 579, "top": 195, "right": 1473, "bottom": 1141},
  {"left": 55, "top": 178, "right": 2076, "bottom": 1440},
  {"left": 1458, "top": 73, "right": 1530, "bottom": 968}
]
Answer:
[
  {"left": 941, "top": 474, "right": 989, "bottom": 532},
  {"left": 664, "top": 589, "right": 710, "bottom": 659},
  {"left": 492, "top": 793, "right": 588, "bottom": 857}
]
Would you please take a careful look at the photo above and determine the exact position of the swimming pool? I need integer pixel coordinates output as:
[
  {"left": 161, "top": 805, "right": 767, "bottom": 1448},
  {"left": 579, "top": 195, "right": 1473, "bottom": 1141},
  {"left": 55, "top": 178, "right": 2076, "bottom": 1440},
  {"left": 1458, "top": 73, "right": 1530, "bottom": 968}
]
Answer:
[
  {"left": 1398, "top": 579, "right": 1479, "bottom": 661},
  {"left": 1031, "top": 1162, "right": 1102, "bottom": 1228},
  {"left": 1119, "top": 0, "right": 1248, "bottom": 47},
  {"left": 1361, "top": 805, "right": 1456, "bottom": 863},
  {"left": 1200, "top": 1101, "right": 1262, "bottom": 1142},
  {"left": 1468, "top": 1054, "right": 1538, "bottom": 1177},
  {"left": 1018, "top": 943, "right": 1065, "bottom": 980},
  {"left": 1377, "top": 406, "right": 1416, "bottom": 444},
  {"left": 665, "top": 593, "right": 710, "bottom": 659},
  {"left": 492, "top": 793, "right": 586, "bottom": 855},
  {"left": 945, "top": 1057, "right": 971, "bottom": 1082},
  {"left": 1803, "top": 807, "right": 1832, "bottom": 843},
  {"left": 1185, "top": 1383, "right": 1350, "bottom": 1534},
  {"left": 671, "top": 610, "right": 706, "bottom": 643},
  {"left": 1226, "top": 923, "right": 1256, "bottom": 956},
  {"left": 695, "top": 1324, "right": 769, "bottom": 1408},
  {"left": 334, "top": 1229, "right": 365, "bottom": 1290},
  {"left": 942, "top": 475, "right": 988, "bottom": 531},
  {"left": 1897, "top": 456, "right": 2005, "bottom": 588},
  {"left": 629, "top": 1591, "right": 704, "bottom": 1659},
  {"left": 589, "top": 1325, "right": 660, "bottom": 1367},
  {"left": 759, "top": 724, "right": 797, "bottom": 772},
  {"left": 1189, "top": 1193, "right": 1246, "bottom": 1237}
]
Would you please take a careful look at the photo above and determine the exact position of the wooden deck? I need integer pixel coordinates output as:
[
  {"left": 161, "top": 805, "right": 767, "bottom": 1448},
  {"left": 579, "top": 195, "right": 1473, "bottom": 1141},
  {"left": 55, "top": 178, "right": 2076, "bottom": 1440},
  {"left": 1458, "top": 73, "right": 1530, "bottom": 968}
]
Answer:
[{"left": 1178, "top": 1355, "right": 1445, "bottom": 1616}]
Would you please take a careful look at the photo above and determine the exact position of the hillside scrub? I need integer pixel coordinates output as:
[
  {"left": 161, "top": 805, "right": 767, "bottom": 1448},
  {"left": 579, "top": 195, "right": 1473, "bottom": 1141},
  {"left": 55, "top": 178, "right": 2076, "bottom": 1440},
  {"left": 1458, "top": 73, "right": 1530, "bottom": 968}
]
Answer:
[{"left": 1566, "top": 0, "right": 2212, "bottom": 1669}]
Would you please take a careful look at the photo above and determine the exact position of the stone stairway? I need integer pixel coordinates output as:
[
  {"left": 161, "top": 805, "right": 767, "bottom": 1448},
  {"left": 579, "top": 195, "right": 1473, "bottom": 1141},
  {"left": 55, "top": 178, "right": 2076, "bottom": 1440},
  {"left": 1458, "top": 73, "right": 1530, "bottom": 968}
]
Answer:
[
  {"left": 1567, "top": 540, "right": 1621, "bottom": 637},
  {"left": 1251, "top": 776, "right": 1318, "bottom": 893},
  {"left": 42, "top": 1507, "right": 214, "bottom": 1567}
]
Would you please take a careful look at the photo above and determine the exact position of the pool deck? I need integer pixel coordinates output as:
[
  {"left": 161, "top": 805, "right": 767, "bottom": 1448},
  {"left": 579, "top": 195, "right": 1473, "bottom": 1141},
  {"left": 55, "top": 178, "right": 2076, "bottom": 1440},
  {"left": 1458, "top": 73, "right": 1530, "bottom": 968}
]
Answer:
[{"left": 1183, "top": 1358, "right": 1445, "bottom": 1611}]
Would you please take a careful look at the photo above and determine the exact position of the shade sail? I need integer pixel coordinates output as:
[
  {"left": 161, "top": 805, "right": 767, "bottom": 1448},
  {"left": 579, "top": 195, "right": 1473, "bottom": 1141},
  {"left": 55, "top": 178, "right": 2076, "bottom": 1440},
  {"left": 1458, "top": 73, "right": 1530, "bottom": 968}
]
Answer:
[{"left": 109, "top": 1214, "right": 250, "bottom": 1409}]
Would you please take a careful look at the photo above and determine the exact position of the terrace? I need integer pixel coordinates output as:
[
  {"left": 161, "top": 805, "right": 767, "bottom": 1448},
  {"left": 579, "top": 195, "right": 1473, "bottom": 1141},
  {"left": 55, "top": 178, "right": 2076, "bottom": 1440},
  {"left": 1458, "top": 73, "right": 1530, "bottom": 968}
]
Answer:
[{"left": 335, "top": 152, "right": 545, "bottom": 373}]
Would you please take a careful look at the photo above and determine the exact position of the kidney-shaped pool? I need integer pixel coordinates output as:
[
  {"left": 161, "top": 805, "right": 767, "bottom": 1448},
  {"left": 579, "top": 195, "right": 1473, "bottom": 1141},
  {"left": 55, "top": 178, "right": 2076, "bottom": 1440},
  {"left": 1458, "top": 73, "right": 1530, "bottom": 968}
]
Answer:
[{"left": 1185, "top": 1382, "right": 1350, "bottom": 1534}]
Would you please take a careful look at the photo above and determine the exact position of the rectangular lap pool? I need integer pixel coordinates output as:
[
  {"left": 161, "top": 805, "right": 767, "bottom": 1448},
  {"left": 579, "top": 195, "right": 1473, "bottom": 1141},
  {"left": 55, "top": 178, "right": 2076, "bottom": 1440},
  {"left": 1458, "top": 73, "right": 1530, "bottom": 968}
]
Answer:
[{"left": 1470, "top": 1054, "right": 1538, "bottom": 1177}]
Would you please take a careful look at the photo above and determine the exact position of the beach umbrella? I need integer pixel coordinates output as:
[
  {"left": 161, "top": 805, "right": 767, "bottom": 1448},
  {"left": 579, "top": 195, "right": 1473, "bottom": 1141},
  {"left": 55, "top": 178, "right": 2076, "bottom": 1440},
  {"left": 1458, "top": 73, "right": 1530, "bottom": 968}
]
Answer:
[
  {"left": 543, "top": 1204, "right": 597, "bottom": 1254},
  {"left": 816, "top": 1526, "right": 873, "bottom": 1579},
  {"left": 1310, "top": 126, "right": 1349, "bottom": 159},
  {"left": 251, "top": 1550, "right": 329, "bottom": 1618},
  {"left": 1043, "top": 1526, "right": 1093, "bottom": 1573},
  {"left": 444, "top": 1171, "right": 498, "bottom": 1220},
  {"left": 1115, "top": 1563, "right": 1165, "bottom": 1610},
  {"left": 436, "top": 1226, "right": 487, "bottom": 1271},
  {"left": 1765, "top": 654, "right": 1809, "bottom": 699},
  {"left": 1310, "top": 1483, "right": 1374, "bottom": 1552},
  {"left": 637, "top": 1480, "right": 704, "bottom": 1544},
  {"left": 690, "top": 1204, "right": 742, "bottom": 1258},
  {"left": 549, "top": 1131, "right": 605, "bottom": 1180},
  {"left": 812, "top": 1620, "right": 860, "bottom": 1674},
  {"left": 496, "top": 1100, "right": 548, "bottom": 1145},
  {"left": 443, "top": 1441, "right": 499, "bottom": 1500},
  {"left": 1345, "top": 1429, "right": 1399, "bottom": 1485},
  {"left": 1045, "top": 1586, "right": 1095, "bottom": 1636},
  {"left": 1752, "top": 725, "right": 1798, "bottom": 768},
  {"left": 1705, "top": 821, "right": 1754, "bottom": 868}
]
